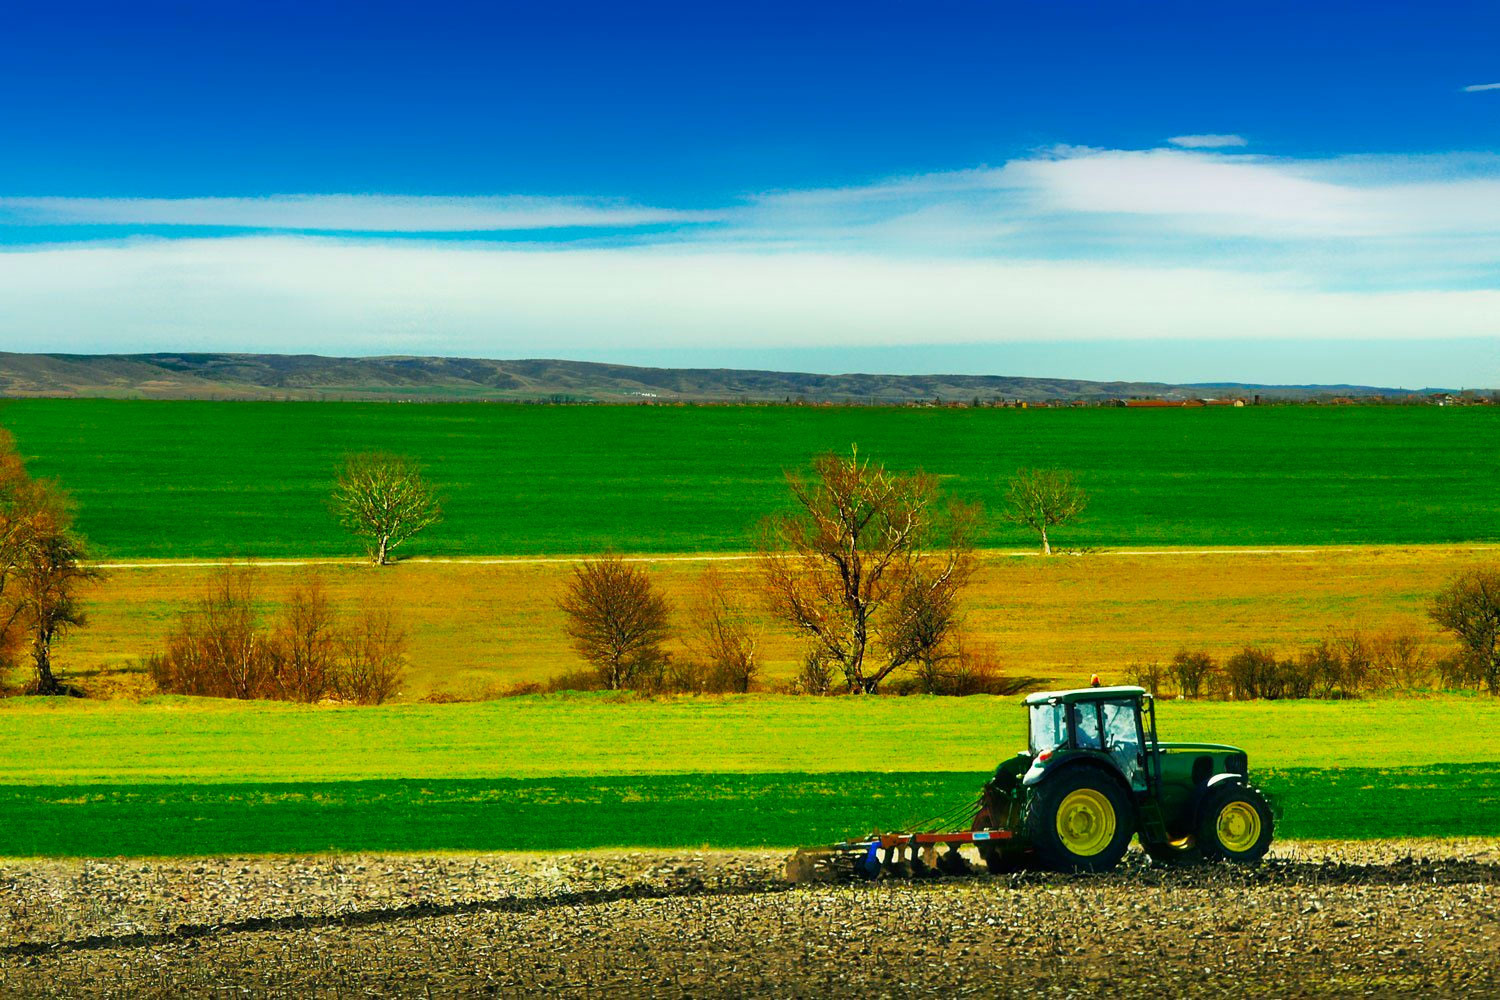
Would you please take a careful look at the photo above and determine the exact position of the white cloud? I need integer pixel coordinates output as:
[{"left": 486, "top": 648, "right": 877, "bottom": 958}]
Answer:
[
  {"left": 1001, "top": 149, "right": 1364, "bottom": 235},
  {"left": 2, "top": 144, "right": 1500, "bottom": 368},
  {"left": 722, "top": 147, "right": 1500, "bottom": 259},
  {"left": 1462, "top": 82, "right": 1500, "bottom": 92},
  {"left": 1, "top": 237, "right": 1497, "bottom": 357},
  {"left": 0, "top": 195, "right": 718, "bottom": 232},
  {"left": 1166, "top": 134, "right": 1249, "bottom": 148}
]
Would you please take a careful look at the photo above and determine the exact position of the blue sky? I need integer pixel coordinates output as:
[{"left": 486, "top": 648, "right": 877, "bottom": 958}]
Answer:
[{"left": 1, "top": 0, "right": 1497, "bottom": 386}]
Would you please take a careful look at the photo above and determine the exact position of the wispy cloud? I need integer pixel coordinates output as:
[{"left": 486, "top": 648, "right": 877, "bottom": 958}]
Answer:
[
  {"left": 1166, "top": 134, "right": 1248, "bottom": 148},
  {"left": 3, "top": 237, "right": 1496, "bottom": 355},
  {"left": 719, "top": 146, "right": 1500, "bottom": 279},
  {"left": 1462, "top": 82, "right": 1500, "bottom": 92},
  {"left": 2, "top": 144, "right": 1499, "bottom": 375},
  {"left": 0, "top": 195, "right": 719, "bottom": 232}
]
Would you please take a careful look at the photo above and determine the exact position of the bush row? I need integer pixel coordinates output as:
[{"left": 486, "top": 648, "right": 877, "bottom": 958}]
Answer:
[
  {"left": 146, "top": 569, "right": 406, "bottom": 705},
  {"left": 1127, "top": 627, "right": 1477, "bottom": 700}
]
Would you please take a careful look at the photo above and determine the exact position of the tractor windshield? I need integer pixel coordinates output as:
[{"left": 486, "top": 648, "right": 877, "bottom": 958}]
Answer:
[{"left": 1029, "top": 702, "right": 1068, "bottom": 754}]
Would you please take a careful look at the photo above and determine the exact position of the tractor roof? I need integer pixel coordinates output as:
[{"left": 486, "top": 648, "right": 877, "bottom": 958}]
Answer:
[{"left": 1023, "top": 685, "right": 1147, "bottom": 706}]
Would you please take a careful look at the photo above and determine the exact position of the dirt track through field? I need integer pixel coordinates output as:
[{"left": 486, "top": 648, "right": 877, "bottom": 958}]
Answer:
[
  {"left": 2, "top": 840, "right": 1497, "bottom": 998},
  {"left": 87, "top": 544, "right": 1500, "bottom": 570}
]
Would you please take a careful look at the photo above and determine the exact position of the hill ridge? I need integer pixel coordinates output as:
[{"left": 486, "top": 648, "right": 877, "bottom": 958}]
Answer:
[{"left": 0, "top": 351, "right": 1430, "bottom": 402}]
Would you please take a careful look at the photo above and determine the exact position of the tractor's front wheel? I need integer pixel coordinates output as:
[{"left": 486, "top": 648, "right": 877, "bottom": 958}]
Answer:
[
  {"left": 1024, "top": 769, "right": 1134, "bottom": 873},
  {"left": 1198, "top": 785, "right": 1274, "bottom": 864}
]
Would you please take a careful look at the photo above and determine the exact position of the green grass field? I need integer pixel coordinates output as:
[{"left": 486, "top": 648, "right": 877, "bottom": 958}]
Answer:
[
  {"left": 5, "top": 766, "right": 1496, "bottom": 856},
  {"left": 2, "top": 400, "right": 1496, "bottom": 557},
  {"left": 2, "top": 696, "right": 1496, "bottom": 855}
]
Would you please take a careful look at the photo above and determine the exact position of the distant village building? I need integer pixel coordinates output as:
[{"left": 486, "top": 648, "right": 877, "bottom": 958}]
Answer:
[{"left": 1122, "top": 397, "right": 1246, "bottom": 408}]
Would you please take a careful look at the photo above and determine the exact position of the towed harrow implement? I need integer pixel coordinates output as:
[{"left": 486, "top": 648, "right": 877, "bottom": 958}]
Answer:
[{"left": 785, "top": 827, "right": 1013, "bottom": 883}]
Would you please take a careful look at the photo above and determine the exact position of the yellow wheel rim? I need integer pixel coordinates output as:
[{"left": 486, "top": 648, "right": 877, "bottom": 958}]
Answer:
[
  {"left": 1216, "top": 801, "right": 1262, "bottom": 853},
  {"left": 1055, "top": 788, "right": 1116, "bottom": 856}
]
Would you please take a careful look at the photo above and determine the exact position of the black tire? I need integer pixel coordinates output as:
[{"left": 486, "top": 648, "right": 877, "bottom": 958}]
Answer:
[
  {"left": 1141, "top": 837, "right": 1204, "bottom": 867},
  {"left": 1023, "top": 767, "right": 1135, "bottom": 873},
  {"left": 979, "top": 844, "right": 1022, "bottom": 874},
  {"left": 972, "top": 805, "right": 1020, "bottom": 873},
  {"left": 1197, "top": 784, "right": 1274, "bottom": 864}
]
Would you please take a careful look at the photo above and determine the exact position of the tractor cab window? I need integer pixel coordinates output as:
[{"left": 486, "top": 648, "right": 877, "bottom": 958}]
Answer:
[
  {"left": 1100, "top": 701, "right": 1139, "bottom": 751},
  {"left": 1071, "top": 704, "right": 1102, "bottom": 749},
  {"left": 1101, "top": 700, "right": 1145, "bottom": 791},
  {"left": 1029, "top": 702, "right": 1068, "bottom": 754}
]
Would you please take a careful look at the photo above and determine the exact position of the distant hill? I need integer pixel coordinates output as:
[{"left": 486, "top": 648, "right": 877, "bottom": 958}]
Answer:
[{"left": 0, "top": 352, "right": 1430, "bottom": 403}]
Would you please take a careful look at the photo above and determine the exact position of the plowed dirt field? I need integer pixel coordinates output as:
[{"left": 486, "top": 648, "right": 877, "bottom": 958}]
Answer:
[{"left": 2, "top": 840, "right": 1496, "bottom": 997}]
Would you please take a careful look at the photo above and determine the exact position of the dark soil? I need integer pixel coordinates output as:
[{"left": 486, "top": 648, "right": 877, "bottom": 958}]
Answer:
[{"left": 1, "top": 840, "right": 1497, "bottom": 997}]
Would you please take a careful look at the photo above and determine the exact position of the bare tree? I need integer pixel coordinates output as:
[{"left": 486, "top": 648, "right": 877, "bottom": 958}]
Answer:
[
  {"left": 758, "top": 447, "right": 976, "bottom": 694},
  {"left": 273, "top": 575, "right": 338, "bottom": 702},
  {"left": 886, "top": 564, "right": 966, "bottom": 693},
  {"left": 335, "top": 601, "right": 407, "bottom": 704},
  {"left": 1002, "top": 468, "right": 1088, "bottom": 555},
  {"left": 11, "top": 528, "right": 100, "bottom": 695},
  {"left": 1167, "top": 649, "right": 1216, "bottom": 699},
  {"left": 192, "top": 567, "right": 274, "bottom": 699},
  {"left": 331, "top": 452, "right": 443, "bottom": 565},
  {"left": 685, "top": 567, "right": 760, "bottom": 693},
  {"left": 0, "top": 433, "right": 36, "bottom": 672},
  {"left": 1430, "top": 568, "right": 1500, "bottom": 695},
  {"left": 0, "top": 431, "right": 101, "bottom": 695},
  {"left": 150, "top": 567, "right": 409, "bottom": 703},
  {"left": 557, "top": 555, "right": 673, "bottom": 690}
]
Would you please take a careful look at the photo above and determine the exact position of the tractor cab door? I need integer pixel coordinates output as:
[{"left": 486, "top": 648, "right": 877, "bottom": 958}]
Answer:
[
  {"left": 1073, "top": 699, "right": 1148, "bottom": 794},
  {"left": 1101, "top": 701, "right": 1147, "bottom": 793}
]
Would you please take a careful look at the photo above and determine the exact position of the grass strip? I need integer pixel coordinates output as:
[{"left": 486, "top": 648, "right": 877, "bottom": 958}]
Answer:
[{"left": 2, "top": 764, "right": 1496, "bottom": 857}]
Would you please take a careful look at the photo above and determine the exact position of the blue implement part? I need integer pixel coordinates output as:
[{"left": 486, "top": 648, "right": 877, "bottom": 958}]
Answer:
[{"left": 862, "top": 841, "right": 882, "bottom": 879}]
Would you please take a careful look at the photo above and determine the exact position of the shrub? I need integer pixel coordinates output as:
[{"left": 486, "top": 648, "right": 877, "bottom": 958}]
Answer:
[
  {"left": 1438, "top": 651, "right": 1482, "bottom": 689},
  {"left": 1296, "top": 640, "right": 1342, "bottom": 699},
  {"left": 333, "top": 603, "right": 407, "bottom": 705},
  {"left": 1126, "top": 661, "right": 1164, "bottom": 697},
  {"left": 557, "top": 556, "right": 673, "bottom": 691},
  {"left": 683, "top": 567, "right": 760, "bottom": 693},
  {"left": 1168, "top": 649, "right": 1215, "bottom": 699},
  {"left": 1360, "top": 626, "right": 1433, "bottom": 692},
  {"left": 792, "top": 650, "right": 834, "bottom": 695},
  {"left": 149, "top": 568, "right": 407, "bottom": 703},
  {"left": 272, "top": 577, "right": 337, "bottom": 702},
  {"left": 1429, "top": 568, "right": 1500, "bottom": 695},
  {"left": 936, "top": 639, "right": 1019, "bottom": 695},
  {"left": 1223, "top": 646, "right": 1279, "bottom": 700},
  {"left": 545, "top": 668, "right": 607, "bottom": 693},
  {"left": 147, "top": 568, "right": 276, "bottom": 699},
  {"left": 1330, "top": 631, "right": 1373, "bottom": 694}
]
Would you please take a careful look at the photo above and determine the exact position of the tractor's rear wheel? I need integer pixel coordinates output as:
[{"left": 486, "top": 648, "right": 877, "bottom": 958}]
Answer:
[
  {"left": 1024, "top": 768, "right": 1134, "bottom": 873},
  {"left": 1198, "top": 785, "right": 1274, "bottom": 864}
]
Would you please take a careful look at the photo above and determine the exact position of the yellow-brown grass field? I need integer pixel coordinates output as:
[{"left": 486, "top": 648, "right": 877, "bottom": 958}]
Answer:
[{"left": 40, "top": 544, "right": 1497, "bottom": 700}]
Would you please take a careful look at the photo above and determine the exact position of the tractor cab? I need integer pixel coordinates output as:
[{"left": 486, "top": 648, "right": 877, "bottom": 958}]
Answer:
[{"left": 1025, "top": 685, "right": 1153, "bottom": 793}]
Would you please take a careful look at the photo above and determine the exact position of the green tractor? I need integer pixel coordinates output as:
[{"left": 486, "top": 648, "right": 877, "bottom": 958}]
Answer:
[
  {"left": 971, "top": 685, "right": 1274, "bottom": 872},
  {"left": 787, "top": 684, "right": 1274, "bottom": 880}
]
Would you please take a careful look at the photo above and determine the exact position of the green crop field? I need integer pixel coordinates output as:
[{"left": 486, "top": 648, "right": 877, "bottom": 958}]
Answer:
[
  {"left": 2, "top": 696, "right": 1496, "bottom": 856},
  {"left": 6, "top": 766, "right": 1497, "bottom": 856},
  {"left": 1, "top": 399, "right": 1496, "bottom": 558}
]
